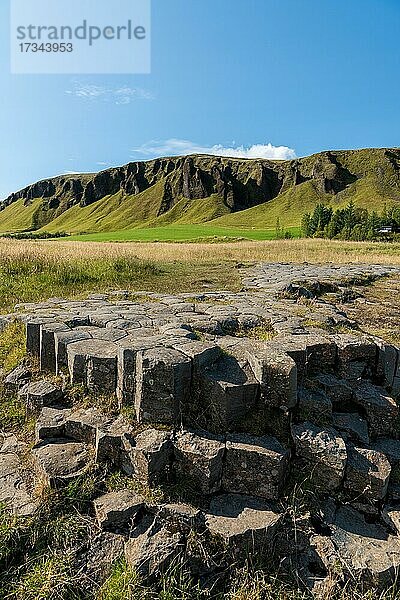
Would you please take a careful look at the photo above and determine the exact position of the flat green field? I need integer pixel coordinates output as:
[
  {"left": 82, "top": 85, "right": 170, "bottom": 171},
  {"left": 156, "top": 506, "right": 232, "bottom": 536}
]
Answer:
[{"left": 66, "top": 224, "right": 300, "bottom": 242}]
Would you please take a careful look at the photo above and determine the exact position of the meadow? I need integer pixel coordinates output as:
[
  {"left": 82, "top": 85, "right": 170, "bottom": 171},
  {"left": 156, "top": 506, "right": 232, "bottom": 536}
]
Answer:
[
  {"left": 0, "top": 236, "right": 399, "bottom": 312},
  {"left": 0, "top": 235, "right": 400, "bottom": 600},
  {"left": 63, "top": 224, "right": 300, "bottom": 243}
]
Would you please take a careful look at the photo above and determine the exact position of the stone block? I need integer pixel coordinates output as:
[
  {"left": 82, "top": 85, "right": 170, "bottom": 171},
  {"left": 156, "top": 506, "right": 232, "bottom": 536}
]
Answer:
[
  {"left": 64, "top": 408, "right": 109, "bottom": 445},
  {"left": 67, "top": 339, "right": 118, "bottom": 393},
  {"left": 35, "top": 407, "right": 70, "bottom": 442},
  {"left": 80, "top": 532, "right": 125, "bottom": 593},
  {"left": 26, "top": 317, "right": 53, "bottom": 357},
  {"left": 32, "top": 439, "right": 91, "bottom": 487},
  {"left": 305, "top": 335, "right": 337, "bottom": 376},
  {"left": 96, "top": 416, "right": 134, "bottom": 469},
  {"left": 94, "top": 490, "right": 144, "bottom": 530},
  {"left": 124, "top": 517, "right": 183, "bottom": 580},
  {"left": 171, "top": 340, "right": 222, "bottom": 372},
  {"left": 297, "top": 387, "right": 332, "bottom": 427},
  {"left": 373, "top": 438, "right": 400, "bottom": 484},
  {"left": 270, "top": 337, "right": 307, "bottom": 381},
  {"left": 205, "top": 494, "right": 282, "bottom": 554},
  {"left": 18, "top": 380, "right": 63, "bottom": 413},
  {"left": 116, "top": 336, "right": 163, "bottom": 407},
  {"left": 246, "top": 347, "right": 297, "bottom": 409},
  {"left": 291, "top": 423, "right": 347, "bottom": 492},
  {"left": 174, "top": 429, "right": 225, "bottom": 495},
  {"left": 332, "top": 413, "right": 369, "bottom": 445},
  {"left": 382, "top": 507, "right": 400, "bottom": 535},
  {"left": 40, "top": 322, "right": 71, "bottom": 372},
  {"left": 4, "top": 363, "right": 32, "bottom": 392},
  {"left": 313, "top": 373, "right": 353, "bottom": 407},
  {"left": 376, "top": 341, "right": 398, "bottom": 391},
  {"left": 156, "top": 503, "right": 204, "bottom": 532},
  {"left": 352, "top": 382, "right": 399, "bottom": 438},
  {"left": 123, "top": 428, "right": 172, "bottom": 485},
  {"left": 198, "top": 355, "right": 258, "bottom": 432},
  {"left": 222, "top": 434, "right": 290, "bottom": 500},
  {"left": 0, "top": 436, "right": 37, "bottom": 516},
  {"left": 54, "top": 329, "right": 92, "bottom": 372},
  {"left": 344, "top": 445, "right": 391, "bottom": 502},
  {"left": 135, "top": 347, "right": 191, "bottom": 425},
  {"left": 335, "top": 335, "right": 377, "bottom": 380},
  {"left": 328, "top": 506, "right": 400, "bottom": 589}
]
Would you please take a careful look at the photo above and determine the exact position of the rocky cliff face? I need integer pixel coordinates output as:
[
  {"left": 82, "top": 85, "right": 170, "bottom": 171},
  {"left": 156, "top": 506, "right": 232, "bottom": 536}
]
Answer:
[{"left": 2, "top": 148, "right": 400, "bottom": 228}]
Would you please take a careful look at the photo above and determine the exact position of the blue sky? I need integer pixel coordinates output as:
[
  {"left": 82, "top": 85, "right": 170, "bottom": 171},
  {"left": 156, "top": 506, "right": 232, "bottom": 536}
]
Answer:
[{"left": 1, "top": 0, "right": 400, "bottom": 199}]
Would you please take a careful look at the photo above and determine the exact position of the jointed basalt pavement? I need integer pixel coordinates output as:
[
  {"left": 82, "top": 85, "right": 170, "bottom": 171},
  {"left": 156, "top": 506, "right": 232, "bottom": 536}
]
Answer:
[{"left": 1, "top": 262, "right": 400, "bottom": 595}]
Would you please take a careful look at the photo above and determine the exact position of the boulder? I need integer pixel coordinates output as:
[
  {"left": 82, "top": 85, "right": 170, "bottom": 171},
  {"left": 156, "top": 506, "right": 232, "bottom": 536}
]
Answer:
[
  {"left": 291, "top": 423, "right": 347, "bottom": 492},
  {"left": 174, "top": 429, "right": 225, "bottom": 495},
  {"left": 222, "top": 434, "right": 290, "bottom": 500},
  {"left": 344, "top": 445, "right": 391, "bottom": 503},
  {"left": 94, "top": 490, "right": 144, "bottom": 530}
]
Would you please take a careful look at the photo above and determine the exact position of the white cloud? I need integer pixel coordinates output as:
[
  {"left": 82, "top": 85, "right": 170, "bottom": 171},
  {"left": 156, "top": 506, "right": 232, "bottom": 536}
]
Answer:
[
  {"left": 66, "top": 82, "right": 155, "bottom": 104},
  {"left": 131, "top": 138, "right": 296, "bottom": 160}
]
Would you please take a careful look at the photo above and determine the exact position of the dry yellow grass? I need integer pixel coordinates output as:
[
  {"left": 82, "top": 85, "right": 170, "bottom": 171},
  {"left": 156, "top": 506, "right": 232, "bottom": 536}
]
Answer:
[{"left": 0, "top": 238, "right": 399, "bottom": 265}]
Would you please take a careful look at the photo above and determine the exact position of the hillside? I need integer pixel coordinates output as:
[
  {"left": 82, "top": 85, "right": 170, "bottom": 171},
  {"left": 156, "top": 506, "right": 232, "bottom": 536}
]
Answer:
[{"left": 1, "top": 148, "right": 400, "bottom": 235}]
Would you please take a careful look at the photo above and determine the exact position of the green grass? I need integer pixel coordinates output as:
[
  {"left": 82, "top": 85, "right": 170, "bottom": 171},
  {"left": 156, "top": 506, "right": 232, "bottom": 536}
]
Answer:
[
  {"left": 0, "top": 254, "right": 244, "bottom": 313},
  {"left": 1, "top": 148, "right": 400, "bottom": 238},
  {"left": 0, "top": 254, "right": 164, "bottom": 312},
  {"left": 42, "top": 184, "right": 166, "bottom": 234},
  {"left": 0, "top": 320, "right": 26, "bottom": 374},
  {"left": 0, "top": 198, "right": 43, "bottom": 234},
  {"left": 0, "top": 476, "right": 97, "bottom": 600},
  {"left": 212, "top": 179, "right": 400, "bottom": 229},
  {"left": 65, "top": 224, "right": 300, "bottom": 243}
]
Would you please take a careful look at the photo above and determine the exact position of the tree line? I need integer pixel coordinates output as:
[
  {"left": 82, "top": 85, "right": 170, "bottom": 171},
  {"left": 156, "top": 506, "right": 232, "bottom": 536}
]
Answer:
[{"left": 301, "top": 200, "right": 400, "bottom": 241}]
